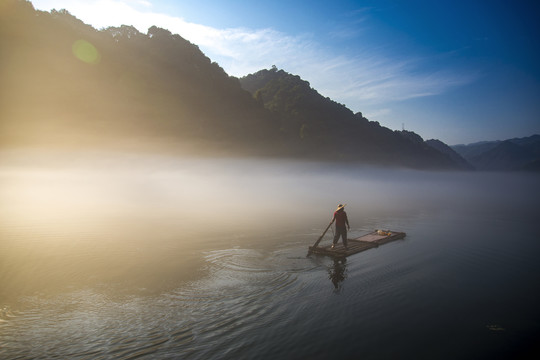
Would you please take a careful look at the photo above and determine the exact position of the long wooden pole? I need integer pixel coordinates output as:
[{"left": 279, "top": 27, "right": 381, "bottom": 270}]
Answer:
[{"left": 308, "top": 220, "right": 334, "bottom": 254}]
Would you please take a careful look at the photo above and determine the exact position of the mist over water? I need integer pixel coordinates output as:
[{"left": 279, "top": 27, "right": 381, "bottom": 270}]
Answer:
[{"left": 1, "top": 149, "right": 539, "bottom": 359}]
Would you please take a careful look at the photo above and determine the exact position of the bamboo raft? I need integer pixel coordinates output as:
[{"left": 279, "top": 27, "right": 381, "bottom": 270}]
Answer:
[{"left": 309, "top": 230, "right": 406, "bottom": 257}]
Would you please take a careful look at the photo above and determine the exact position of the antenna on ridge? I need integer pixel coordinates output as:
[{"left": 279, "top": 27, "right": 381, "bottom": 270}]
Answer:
[{"left": 402, "top": 123, "right": 405, "bottom": 131}]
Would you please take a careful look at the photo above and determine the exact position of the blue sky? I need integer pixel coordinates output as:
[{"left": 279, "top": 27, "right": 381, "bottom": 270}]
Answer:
[{"left": 31, "top": 0, "right": 540, "bottom": 144}]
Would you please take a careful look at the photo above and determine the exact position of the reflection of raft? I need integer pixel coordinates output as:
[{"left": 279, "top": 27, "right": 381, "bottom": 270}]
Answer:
[{"left": 309, "top": 230, "right": 406, "bottom": 257}]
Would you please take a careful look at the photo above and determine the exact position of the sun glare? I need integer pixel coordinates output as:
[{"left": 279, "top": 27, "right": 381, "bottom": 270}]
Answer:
[{"left": 72, "top": 39, "right": 101, "bottom": 64}]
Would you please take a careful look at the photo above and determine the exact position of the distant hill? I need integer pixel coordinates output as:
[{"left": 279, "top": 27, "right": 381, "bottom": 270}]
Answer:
[
  {"left": 1, "top": 0, "right": 468, "bottom": 169},
  {"left": 425, "top": 139, "right": 474, "bottom": 170},
  {"left": 452, "top": 135, "right": 540, "bottom": 171},
  {"left": 240, "top": 68, "right": 467, "bottom": 168}
]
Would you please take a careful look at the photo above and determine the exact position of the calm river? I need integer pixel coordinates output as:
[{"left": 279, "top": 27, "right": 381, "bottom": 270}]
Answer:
[{"left": 1, "top": 150, "right": 539, "bottom": 359}]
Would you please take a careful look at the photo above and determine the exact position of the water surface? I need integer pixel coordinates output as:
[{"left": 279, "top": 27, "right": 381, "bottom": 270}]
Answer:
[{"left": 1, "top": 150, "right": 539, "bottom": 359}]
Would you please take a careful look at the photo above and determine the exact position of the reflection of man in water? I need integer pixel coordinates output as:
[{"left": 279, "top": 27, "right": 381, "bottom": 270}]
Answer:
[
  {"left": 329, "top": 258, "right": 347, "bottom": 290},
  {"left": 331, "top": 204, "right": 350, "bottom": 250}
]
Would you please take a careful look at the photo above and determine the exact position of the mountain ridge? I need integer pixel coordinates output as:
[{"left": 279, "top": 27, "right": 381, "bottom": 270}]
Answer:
[
  {"left": 2, "top": 0, "right": 532, "bottom": 171},
  {"left": 451, "top": 135, "right": 540, "bottom": 171},
  {"left": 239, "top": 68, "right": 467, "bottom": 168}
]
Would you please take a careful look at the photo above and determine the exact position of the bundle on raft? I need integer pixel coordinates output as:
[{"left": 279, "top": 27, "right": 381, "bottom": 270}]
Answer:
[{"left": 309, "top": 230, "right": 406, "bottom": 258}]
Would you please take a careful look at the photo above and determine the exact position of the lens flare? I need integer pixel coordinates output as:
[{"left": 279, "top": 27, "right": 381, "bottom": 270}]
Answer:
[{"left": 72, "top": 39, "right": 101, "bottom": 64}]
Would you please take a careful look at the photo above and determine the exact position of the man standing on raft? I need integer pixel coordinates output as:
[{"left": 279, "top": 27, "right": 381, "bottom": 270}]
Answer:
[{"left": 331, "top": 204, "right": 350, "bottom": 250}]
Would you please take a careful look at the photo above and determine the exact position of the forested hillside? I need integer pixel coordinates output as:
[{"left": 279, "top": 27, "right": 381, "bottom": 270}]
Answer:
[
  {"left": 1, "top": 0, "right": 466, "bottom": 168},
  {"left": 240, "top": 68, "right": 462, "bottom": 167},
  {"left": 1, "top": 0, "right": 278, "bottom": 154}
]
